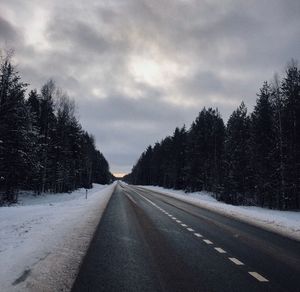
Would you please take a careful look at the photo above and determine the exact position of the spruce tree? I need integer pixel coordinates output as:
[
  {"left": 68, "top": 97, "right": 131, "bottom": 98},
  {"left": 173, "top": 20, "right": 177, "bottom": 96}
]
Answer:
[
  {"left": 172, "top": 126, "right": 187, "bottom": 189},
  {"left": 223, "top": 102, "right": 252, "bottom": 204},
  {"left": 281, "top": 62, "right": 300, "bottom": 209},
  {"left": 0, "top": 58, "right": 32, "bottom": 202},
  {"left": 250, "top": 82, "right": 276, "bottom": 207}
]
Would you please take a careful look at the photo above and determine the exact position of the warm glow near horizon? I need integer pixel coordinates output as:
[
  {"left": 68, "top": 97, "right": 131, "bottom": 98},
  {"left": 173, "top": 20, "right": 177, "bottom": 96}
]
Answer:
[{"left": 113, "top": 172, "right": 126, "bottom": 178}]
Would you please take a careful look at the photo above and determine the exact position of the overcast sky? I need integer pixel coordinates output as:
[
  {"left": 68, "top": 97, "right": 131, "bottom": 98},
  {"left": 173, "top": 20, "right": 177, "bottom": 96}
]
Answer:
[{"left": 0, "top": 0, "right": 299, "bottom": 176}]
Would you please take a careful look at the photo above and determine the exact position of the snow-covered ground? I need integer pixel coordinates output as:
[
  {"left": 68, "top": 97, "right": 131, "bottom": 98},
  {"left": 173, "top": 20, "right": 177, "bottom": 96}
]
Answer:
[
  {"left": 140, "top": 185, "right": 300, "bottom": 241},
  {"left": 0, "top": 183, "right": 116, "bottom": 292}
]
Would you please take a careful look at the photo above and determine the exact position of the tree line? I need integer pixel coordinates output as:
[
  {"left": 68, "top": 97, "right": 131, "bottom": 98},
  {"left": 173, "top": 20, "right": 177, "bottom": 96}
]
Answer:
[
  {"left": 124, "top": 61, "right": 300, "bottom": 210},
  {"left": 0, "top": 53, "right": 112, "bottom": 204}
]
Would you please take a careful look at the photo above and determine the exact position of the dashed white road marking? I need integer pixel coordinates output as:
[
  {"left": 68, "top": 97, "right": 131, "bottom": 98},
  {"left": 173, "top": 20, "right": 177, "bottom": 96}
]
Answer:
[
  {"left": 248, "top": 272, "right": 269, "bottom": 282},
  {"left": 229, "top": 257, "right": 244, "bottom": 266},
  {"left": 125, "top": 187, "right": 272, "bottom": 285},
  {"left": 131, "top": 189, "right": 269, "bottom": 282},
  {"left": 214, "top": 247, "right": 226, "bottom": 254}
]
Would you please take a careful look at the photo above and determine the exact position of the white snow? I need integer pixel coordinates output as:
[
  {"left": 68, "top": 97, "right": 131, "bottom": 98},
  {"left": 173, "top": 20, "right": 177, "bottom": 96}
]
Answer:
[
  {"left": 0, "top": 183, "right": 116, "bottom": 292},
  {"left": 140, "top": 185, "right": 300, "bottom": 241}
]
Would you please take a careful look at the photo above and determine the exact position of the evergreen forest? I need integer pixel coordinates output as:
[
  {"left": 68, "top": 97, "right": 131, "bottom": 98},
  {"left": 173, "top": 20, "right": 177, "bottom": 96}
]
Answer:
[
  {"left": 0, "top": 53, "right": 112, "bottom": 204},
  {"left": 124, "top": 61, "right": 300, "bottom": 210}
]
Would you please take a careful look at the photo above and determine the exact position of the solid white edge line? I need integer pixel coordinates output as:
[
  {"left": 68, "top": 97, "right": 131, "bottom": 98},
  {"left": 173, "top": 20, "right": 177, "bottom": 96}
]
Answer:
[
  {"left": 214, "top": 247, "right": 226, "bottom": 254},
  {"left": 229, "top": 257, "right": 244, "bottom": 265},
  {"left": 248, "top": 272, "right": 269, "bottom": 282}
]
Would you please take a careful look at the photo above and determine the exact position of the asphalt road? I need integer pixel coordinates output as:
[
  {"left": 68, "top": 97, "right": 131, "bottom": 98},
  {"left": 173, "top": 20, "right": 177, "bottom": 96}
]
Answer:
[{"left": 72, "top": 182, "right": 300, "bottom": 292}]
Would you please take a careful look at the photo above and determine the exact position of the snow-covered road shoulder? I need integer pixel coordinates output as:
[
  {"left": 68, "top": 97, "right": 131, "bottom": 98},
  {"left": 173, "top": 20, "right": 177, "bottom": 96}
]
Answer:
[
  {"left": 139, "top": 185, "right": 300, "bottom": 241},
  {"left": 0, "top": 183, "right": 116, "bottom": 292}
]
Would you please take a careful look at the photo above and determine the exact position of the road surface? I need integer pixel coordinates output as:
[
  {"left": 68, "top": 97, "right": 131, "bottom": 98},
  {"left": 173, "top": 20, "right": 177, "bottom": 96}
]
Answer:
[{"left": 72, "top": 182, "right": 300, "bottom": 292}]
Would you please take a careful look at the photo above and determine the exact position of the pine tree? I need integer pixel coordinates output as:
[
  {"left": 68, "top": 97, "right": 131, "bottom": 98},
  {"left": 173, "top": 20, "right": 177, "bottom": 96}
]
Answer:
[
  {"left": 223, "top": 102, "right": 252, "bottom": 204},
  {"left": 270, "top": 75, "right": 287, "bottom": 209},
  {"left": 185, "top": 108, "right": 225, "bottom": 193},
  {"left": 0, "top": 57, "right": 33, "bottom": 202},
  {"left": 150, "top": 142, "right": 164, "bottom": 186},
  {"left": 250, "top": 82, "right": 276, "bottom": 207},
  {"left": 281, "top": 62, "right": 300, "bottom": 209},
  {"left": 38, "top": 80, "right": 57, "bottom": 193},
  {"left": 172, "top": 126, "right": 187, "bottom": 189},
  {"left": 25, "top": 89, "right": 42, "bottom": 192}
]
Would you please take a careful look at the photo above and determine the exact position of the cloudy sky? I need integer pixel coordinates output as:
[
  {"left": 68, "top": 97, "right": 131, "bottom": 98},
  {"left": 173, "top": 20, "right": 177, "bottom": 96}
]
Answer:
[{"left": 0, "top": 0, "right": 299, "bottom": 176}]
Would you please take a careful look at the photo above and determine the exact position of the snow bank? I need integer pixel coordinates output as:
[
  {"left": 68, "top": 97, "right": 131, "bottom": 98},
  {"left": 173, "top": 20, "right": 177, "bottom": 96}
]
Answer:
[
  {"left": 140, "top": 186, "right": 300, "bottom": 241},
  {"left": 0, "top": 183, "right": 116, "bottom": 292}
]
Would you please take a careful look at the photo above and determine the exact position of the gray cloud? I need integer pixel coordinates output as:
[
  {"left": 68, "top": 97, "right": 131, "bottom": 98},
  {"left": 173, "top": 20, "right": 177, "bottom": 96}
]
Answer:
[
  {"left": 0, "top": 0, "right": 299, "bottom": 174},
  {"left": 78, "top": 92, "right": 194, "bottom": 173},
  {"left": 0, "top": 16, "right": 22, "bottom": 47}
]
